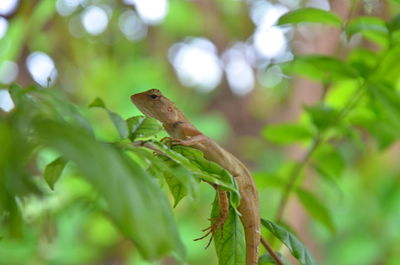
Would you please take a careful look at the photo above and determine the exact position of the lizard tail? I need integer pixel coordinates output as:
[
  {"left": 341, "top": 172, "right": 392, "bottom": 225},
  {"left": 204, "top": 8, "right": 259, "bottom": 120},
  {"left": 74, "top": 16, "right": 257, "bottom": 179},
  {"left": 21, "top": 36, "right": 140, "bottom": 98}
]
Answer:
[
  {"left": 238, "top": 196, "right": 260, "bottom": 265},
  {"left": 245, "top": 226, "right": 260, "bottom": 265}
]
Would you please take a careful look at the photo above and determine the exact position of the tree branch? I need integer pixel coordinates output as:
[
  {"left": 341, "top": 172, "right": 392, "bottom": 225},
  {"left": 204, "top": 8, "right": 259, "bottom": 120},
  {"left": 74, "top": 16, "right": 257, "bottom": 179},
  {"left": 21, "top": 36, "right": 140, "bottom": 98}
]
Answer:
[
  {"left": 274, "top": 135, "right": 322, "bottom": 222},
  {"left": 274, "top": 86, "right": 365, "bottom": 222},
  {"left": 260, "top": 236, "right": 286, "bottom": 265}
]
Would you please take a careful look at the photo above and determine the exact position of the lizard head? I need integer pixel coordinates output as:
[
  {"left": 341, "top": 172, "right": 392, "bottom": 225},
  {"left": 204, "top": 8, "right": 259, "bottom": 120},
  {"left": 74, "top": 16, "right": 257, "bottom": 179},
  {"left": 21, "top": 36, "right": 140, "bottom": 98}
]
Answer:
[{"left": 130, "top": 89, "right": 182, "bottom": 123}]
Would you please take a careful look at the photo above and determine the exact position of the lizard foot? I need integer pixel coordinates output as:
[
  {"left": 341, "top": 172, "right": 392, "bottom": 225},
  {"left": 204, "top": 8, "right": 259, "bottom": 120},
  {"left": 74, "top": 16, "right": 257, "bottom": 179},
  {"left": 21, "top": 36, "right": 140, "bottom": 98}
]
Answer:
[
  {"left": 160, "top": 137, "right": 173, "bottom": 144},
  {"left": 161, "top": 137, "right": 189, "bottom": 146},
  {"left": 170, "top": 138, "right": 190, "bottom": 146},
  {"left": 162, "top": 134, "right": 207, "bottom": 147},
  {"left": 193, "top": 215, "right": 227, "bottom": 249}
]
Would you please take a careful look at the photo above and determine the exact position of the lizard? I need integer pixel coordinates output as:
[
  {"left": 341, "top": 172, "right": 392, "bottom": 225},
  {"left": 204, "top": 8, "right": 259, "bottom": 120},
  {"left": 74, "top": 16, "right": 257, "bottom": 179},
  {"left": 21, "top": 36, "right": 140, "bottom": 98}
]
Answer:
[{"left": 131, "top": 89, "right": 260, "bottom": 265}]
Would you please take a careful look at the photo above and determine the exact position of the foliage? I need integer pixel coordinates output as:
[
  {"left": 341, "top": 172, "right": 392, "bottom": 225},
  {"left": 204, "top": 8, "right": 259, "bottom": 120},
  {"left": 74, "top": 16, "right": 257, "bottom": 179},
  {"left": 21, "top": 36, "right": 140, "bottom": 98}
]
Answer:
[
  {"left": 261, "top": 219, "right": 316, "bottom": 265},
  {"left": 2, "top": 1, "right": 400, "bottom": 265},
  {"left": 212, "top": 199, "right": 245, "bottom": 265},
  {"left": 262, "top": 5, "right": 400, "bottom": 265},
  {"left": 0, "top": 84, "right": 245, "bottom": 264},
  {"left": 277, "top": 8, "right": 342, "bottom": 26}
]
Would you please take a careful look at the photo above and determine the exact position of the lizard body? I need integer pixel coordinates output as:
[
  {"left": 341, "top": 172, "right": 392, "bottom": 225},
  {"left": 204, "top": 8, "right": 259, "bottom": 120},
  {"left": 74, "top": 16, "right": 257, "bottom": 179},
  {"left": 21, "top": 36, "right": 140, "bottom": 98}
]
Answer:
[{"left": 131, "top": 89, "right": 260, "bottom": 265}]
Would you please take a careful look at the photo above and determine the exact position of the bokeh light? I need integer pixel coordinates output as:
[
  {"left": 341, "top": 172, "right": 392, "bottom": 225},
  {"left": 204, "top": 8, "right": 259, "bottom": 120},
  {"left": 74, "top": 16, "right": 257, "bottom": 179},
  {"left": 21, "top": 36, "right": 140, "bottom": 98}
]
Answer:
[
  {"left": 2, "top": 2, "right": 400, "bottom": 265},
  {"left": 0, "top": 89, "right": 14, "bottom": 112},
  {"left": 123, "top": 0, "right": 168, "bottom": 25},
  {"left": 119, "top": 10, "right": 147, "bottom": 41},
  {"left": 254, "top": 27, "right": 287, "bottom": 58},
  {"left": 26, "top": 51, "right": 58, "bottom": 87},
  {"left": 223, "top": 45, "right": 255, "bottom": 96},
  {"left": 0, "top": 61, "right": 18, "bottom": 84},
  {"left": 250, "top": 2, "right": 289, "bottom": 59},
  {"left": 56, "top": 0, "right": 82, "bottom": 16},
  {"left": 169, "top": 38, "right": 222, "bottom": 93},
  {"left": 306, "top": 0, "right": 330, "bottom": 10},
  {"left": 279, "top": 0, "right": 301, "bottom": 9},
  {"left": 81, "top": 5, "right": 109, "bottom": 36},
  {"left": 0, "top": 17, "right": 8, "bottom": 39},
  {"left": 0, "top": 0, "right": 19, "bottom": 16},
  {"left": 250, "top": 1, "right": 287, "bottom": 28}
]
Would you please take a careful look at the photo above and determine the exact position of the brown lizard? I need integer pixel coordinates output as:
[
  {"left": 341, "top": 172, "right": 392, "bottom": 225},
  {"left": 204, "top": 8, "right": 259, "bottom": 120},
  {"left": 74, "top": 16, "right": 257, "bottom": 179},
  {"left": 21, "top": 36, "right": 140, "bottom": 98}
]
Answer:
[{"left": 131, "top": 89, "right": 260, "bottom": 265}]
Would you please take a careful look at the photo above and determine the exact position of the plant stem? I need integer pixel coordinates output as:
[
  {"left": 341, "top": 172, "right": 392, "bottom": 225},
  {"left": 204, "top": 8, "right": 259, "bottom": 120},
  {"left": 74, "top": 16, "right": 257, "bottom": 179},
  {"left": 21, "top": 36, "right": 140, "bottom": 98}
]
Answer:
[
  {"left": 274, "top": 135, "right": 322, "bottom": 222},
  {"left": 260, "top": 236, "right": 286, "bottom": 265},
  {"left": 274, "top": 86, "right": 365, "bottom": 222}
]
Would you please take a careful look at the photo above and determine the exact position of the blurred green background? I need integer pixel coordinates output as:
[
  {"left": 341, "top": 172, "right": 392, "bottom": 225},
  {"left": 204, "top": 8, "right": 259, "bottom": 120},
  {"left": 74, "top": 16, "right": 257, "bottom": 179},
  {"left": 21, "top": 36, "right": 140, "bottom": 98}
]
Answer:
[{"left": 1, "top": 0, "right": 400, "bottom": 264}]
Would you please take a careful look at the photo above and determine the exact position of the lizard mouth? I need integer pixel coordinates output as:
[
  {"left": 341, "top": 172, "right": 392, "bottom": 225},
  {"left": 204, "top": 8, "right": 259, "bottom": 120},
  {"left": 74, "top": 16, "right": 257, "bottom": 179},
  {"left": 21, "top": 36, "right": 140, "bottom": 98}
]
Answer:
[
  {"left": 130, "top": 93, "right": 139, "bottom": 102},
  {"left": 130, "top": 92, "right": 153, "bottom": 118},
  {"left": 130, "top": 93, "right": 146, "bottom": 108},
  {"left": 130, "top": 93, "right": 142, "bottom": 109}
]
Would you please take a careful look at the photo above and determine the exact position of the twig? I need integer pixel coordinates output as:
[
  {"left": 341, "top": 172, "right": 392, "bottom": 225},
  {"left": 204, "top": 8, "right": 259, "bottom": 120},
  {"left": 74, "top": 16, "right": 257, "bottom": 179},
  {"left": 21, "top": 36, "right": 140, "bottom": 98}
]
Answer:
[
  {"left": 131, "top": 140, "right": 165, "bottom": 155},
  {"left": 275, "top": 85, "right": 365, "bottom": 222},
  {"left": 260, "top": 236, "right": 286, "bottom": 265},
  {"left": 274, "top": 135, "right": 322, "bottom": 222}
]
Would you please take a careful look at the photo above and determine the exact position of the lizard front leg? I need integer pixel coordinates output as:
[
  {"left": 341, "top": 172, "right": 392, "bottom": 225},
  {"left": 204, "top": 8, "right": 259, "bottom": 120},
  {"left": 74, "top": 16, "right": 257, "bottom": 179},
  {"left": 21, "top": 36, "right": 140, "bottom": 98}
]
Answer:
[
  {"left": 170, "top": 134, "right": 208, "bottom": 146},
  {"left": 194, "top": 186, "right": 229, "bottom": 248},
  {"left": 164, "top": 121, "right": 208, "bottom": 146}
]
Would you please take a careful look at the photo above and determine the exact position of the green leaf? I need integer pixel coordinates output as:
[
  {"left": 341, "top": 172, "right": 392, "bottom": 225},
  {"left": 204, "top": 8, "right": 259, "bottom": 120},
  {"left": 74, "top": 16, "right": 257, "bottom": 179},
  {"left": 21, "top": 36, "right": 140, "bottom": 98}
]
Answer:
[
  {"left": 359, "top": 84, "right": 400, "bottom": 148},
  {"left": 371, "top": 46, "right": 400, "bottom": 83},
  {"left": 108, "top": 112, "right": 129, "bottom": 139},
  {"left": 360, "top": 115, "right": 400, "bottom": 149},
  {"left": 212, "top": 199, "right": 245, "bottom": 265},
  {"left": 164, "top": 167, "right": 188, "bottom": 207},
  {"left": 126, "top": 115, "right": 163, "bottom": 141},
  {"left": 8, "top": 84, "right": 26, "bottom": 105},
  {"left": 149, "top": 142, "right": 240, "bottom": 206},
  {"left": 170, "top": 145, "right": 241, "bottom": 208},
  {"left": 161, "top": 157, "right": 200, "bottom": 207},
  {"left": 277, "top": 8, "right": 341, "bottom": 27},
  {"left": 261, "top": 219, "right": 317, "bottom": 265},
  {"left": 7, "top": 196, "right": 23, "bottom": 238},
  {"left": 119, "top": 140, "right": 239, "bottom": 207},
  {"left": 0, "top": 119, "right": 40, "bottom": 197},
  {"left": 387, "top": 13, "right": 400, "bottom": 32},
  {"left": 145, "top": 150, "right": 199, "bottom": 207},
  {"left": 367, "top": 83, "right": 400, "bottom": 126},
  {"left": 43, "top": 156, "right": 68, "bottom": 190},
  {"left": 143, "top": 154, "right": 190, "bottom": 207},
  {"left": 89, "top": 97, "right": 129, "bottom": 139},
  {"left": 9, "top": 85, "right": 93, "bottom": 134},
  {"left": 113, "top": 141, "right": 200, "bottom": 207},
  {"left": 259, "top": 253, "right": 292, "bottom": 265},
  {"left": 304, "top": 104, "right": 339, "bottom": 131},
  {"left": 88, "top": 97, "right": 106, "bottom": 108},
  {"left": 282, "top": 55, "right": 358, "bottom": 82},
  {"left": 0, "top": 121, "right": 13, "bottom": 169},
  {"left": 313, "top": 144, "right": 345, "bottom": 179},
  {"left": 346, "top": 16, "right": 388, "bottom": 47},
  {"left": 262, "top": 123, "right": 313, "bottom": 144},
  {"left": 296, "top": 188, "right": 335, "bottom": 234},
  {"left": 34, "top": 120, "right": 185, "bottom": 260},
  {"left": 348, "top": 48, "right": 378, "bottom": 77},
  {"left": 159, "top": 164, "right": 198, "bottom": 205}
]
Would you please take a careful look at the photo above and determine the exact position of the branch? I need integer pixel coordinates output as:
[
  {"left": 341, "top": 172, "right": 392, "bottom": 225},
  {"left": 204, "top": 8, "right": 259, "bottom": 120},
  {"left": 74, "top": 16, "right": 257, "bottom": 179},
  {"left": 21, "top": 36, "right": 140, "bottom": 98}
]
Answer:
[
  {"left": 274, "top": 136, "right": 322, "bottom": 222},
  {"left": 131, "top": 140, "right": 165, "bottom": 155},
  {"left": 275, "top": 86, "right": 365, "bottom": 222},
  {"left": 260, "top": 236, "right": 286, "bottom": 265}
]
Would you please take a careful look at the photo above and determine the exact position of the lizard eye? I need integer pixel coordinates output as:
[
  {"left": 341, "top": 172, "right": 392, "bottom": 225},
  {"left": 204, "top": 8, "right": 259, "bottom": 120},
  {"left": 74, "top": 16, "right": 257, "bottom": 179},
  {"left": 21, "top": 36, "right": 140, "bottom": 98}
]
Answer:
[{"left": 149, "top": 94, "right": 159, "bottom": 100}]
